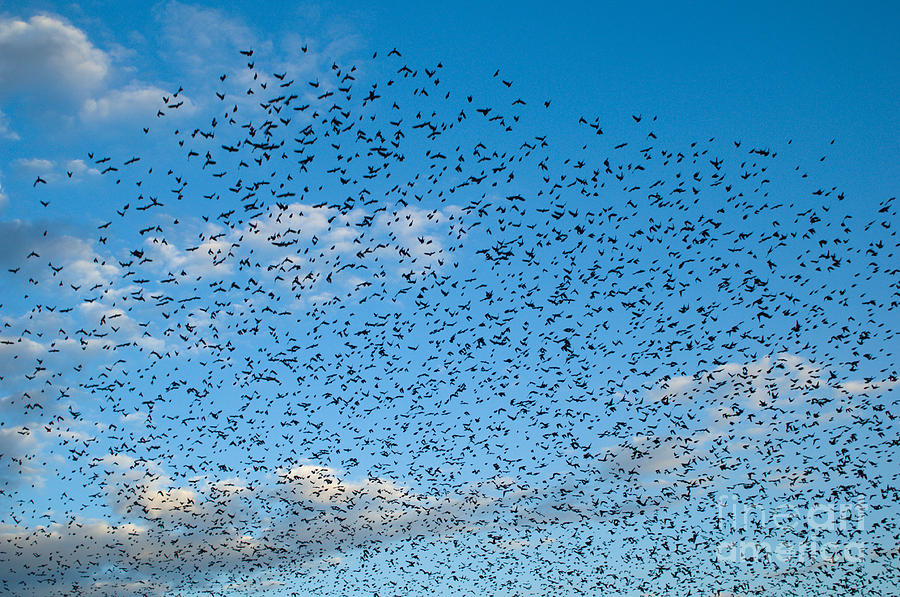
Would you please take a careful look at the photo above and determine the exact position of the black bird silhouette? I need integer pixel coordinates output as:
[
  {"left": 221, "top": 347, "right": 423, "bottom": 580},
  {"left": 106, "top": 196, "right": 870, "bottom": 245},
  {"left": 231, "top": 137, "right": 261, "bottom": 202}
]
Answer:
[{"left": 10, "top": 42, "right": 899, "bottom": 597}]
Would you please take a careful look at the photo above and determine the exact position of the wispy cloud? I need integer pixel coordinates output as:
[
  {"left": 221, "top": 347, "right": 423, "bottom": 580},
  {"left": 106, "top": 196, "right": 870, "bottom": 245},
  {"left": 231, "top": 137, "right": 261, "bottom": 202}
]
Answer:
[
  {"left": 155, "top": 1, "right": 257, "bottom": 78},
  {"left": 0, "top": 174, "right": 8, "bottom": 208},
  {"left": 0, "top": 109, "right": 18, "bottom": 140}
]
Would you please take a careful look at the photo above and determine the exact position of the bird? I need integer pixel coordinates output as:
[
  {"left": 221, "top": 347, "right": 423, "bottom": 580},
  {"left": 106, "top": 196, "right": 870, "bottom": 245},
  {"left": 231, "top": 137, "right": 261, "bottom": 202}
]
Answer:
[{"left": 9, "top": 41, "right": 898, "bottom": 597}]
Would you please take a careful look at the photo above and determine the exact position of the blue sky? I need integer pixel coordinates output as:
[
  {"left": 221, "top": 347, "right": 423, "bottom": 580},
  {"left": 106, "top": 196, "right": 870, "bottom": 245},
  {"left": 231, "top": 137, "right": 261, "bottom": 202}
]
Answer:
[{"left": 0, "top": 1, "right": 898, "bottom": 596}]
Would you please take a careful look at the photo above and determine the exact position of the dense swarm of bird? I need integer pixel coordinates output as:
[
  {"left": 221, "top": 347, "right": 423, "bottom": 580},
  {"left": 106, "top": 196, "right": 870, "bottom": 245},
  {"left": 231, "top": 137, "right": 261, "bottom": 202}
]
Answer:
[{"left": 1, "top": 45, "right": 898, "bottom": 597}]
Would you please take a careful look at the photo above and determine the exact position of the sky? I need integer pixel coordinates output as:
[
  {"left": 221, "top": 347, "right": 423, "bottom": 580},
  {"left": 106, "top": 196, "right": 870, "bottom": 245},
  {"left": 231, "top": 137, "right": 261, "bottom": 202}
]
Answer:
[{"left": 0, "top": 1, "right": 898, "bottom": 596}]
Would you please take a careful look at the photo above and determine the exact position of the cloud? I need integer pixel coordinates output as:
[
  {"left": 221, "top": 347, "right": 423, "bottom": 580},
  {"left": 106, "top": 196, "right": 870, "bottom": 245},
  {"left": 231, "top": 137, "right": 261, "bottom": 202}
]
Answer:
[
  {"left": 0, "top": 219, "right": 118, "bottom": 287},
  {"left": 12, "top": 157, "right": 54, "bottom": 173},
  {"left": 137, "top": 201, "right": 460, "bottom": 307},
  {"left": 100, "top": 455, "right": 198, "bottom": 521},
  {"left": 0, "top": 15, "right": 110, "bottom": 99},
  {"left": 151, "top": 0, "right": 355, "bottom": 119},
  {"left": 242, "top": 201, "right": 458, "bottom": 295},
  {"left": 155, "top": 1, "right": 256, "bottom": 77},
  {"left": 0, "top": 457, "right": 534, "bottom": 595},
  {"left": 602, "top": 352, "right": 898, "bottom": 494},
  {"left": 0, "top": 425, "right": 43, "bottom": 485},
  {"left": 0, "top": 335, "right": 45, "bottom": 378},
  {"left": 0, "top": 220, "right": 132, "bottom": 424},
  {"left": 142, "top": 224, "right": 234, "bottom": 279},
  {"left": 648, "top": 353, "right": 826, "bottom": 410},
  {"left": 0, "top": 15, "right": 187, "bottom": 125},
  {"left": 63, "top": 159, "right": 100, "bottom": 178},
  {"left": 9, "top": 157, "right": 100, "bottom": 184},
  {"left": 835, "top": 377, "right": 899, "bottom": 397},
  {"left": 0, "top": 109, "right": 18, "bottom": 140},
  {"left": 81, "top": 84, "right": 192, "bottom": 121}
]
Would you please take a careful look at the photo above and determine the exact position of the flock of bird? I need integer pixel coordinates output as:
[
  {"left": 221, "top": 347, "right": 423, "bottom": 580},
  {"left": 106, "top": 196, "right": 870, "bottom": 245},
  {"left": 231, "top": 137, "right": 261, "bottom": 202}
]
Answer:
[{"left": 1, "top": 45, "right": 898, "bottom": 596}]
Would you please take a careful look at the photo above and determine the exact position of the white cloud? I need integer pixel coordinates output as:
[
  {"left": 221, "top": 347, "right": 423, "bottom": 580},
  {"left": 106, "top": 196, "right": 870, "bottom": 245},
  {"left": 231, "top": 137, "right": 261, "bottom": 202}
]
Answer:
[
  {"left": 8, "top": 157, "right": 100, "bottom": 183},
  {"left": 0, "top": 335, "right": 45, "bottom": 375},
  {"left": 0, "top": 15, "right": 110, "bottom": 98},
  {"left": 0, "top": 15, "right": 188, "bottom": 126},
  {"left": 0, "top": 109, "right": 18, "bottom": 140},
  {"left": 0, "top": 219, "right": 118, "bottom": 287},
  {"left": 12, "top": 157, "right": 54, "bottom": 172},
  {"left": 143, "top": 224, "right": 234, "bottom": 279},
  {"left": 155, "top": 1, "right": 256, "bottom": 76},
  {"left": 238, "top": 201, "right": 458, "bottom": 298},
  {"left": 0, "top": 457, "right": 534, "bottom": 595},
  {"left": 0, "top": 425, "right": 42, "bottom": 484},
  {"left": 648, "top": 353, "right": 826, "bottom": 410},
  {"left": 136, "top": 201, "right": 458, "bottom": 308},
  {"left": 836, "top": 377, "right": 899, "bottom": 396},
  {"left": 603, "top": 352, "right": 895, "bottom": 494},
  {"left": 81, "top": 84, "right": 192, "bottom": 121},
  {"left": 64, "top": 158, "right": 101, "bottom": 177}
]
